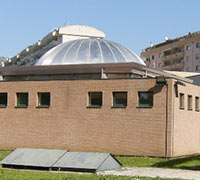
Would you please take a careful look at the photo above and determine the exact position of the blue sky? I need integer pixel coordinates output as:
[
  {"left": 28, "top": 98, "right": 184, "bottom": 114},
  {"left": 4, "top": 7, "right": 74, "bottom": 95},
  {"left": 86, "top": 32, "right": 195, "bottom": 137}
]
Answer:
[{"left": 0, "top": 0, "right": 200, "bottom": 58}]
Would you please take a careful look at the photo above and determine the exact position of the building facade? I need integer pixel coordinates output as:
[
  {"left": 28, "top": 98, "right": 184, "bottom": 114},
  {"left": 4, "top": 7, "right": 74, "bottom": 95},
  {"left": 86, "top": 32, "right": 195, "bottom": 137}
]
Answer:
[
  {"left": 0, "top": 38, "right": 199, "bottom": 158},
  {"left": 0, "top": 57, "right": 7, "bottom": 67},
  {"left": 6, "top": 25, "right": 105, "bottom": 67},
  {"left": 0, "top": 64, "right": 199, "bottom": 158},
  {"left": 141, "top": 31, "right": 200, "bottom": 72}
]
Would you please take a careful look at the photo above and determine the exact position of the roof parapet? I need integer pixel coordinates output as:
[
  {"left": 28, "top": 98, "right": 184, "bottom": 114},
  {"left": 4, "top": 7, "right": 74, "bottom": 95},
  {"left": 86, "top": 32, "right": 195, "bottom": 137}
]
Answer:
[
  {"left": 0, "top": 62, "right": 193, "bottom": 83},
  {"left": 144, "top": 31, "right": 200, "bottom": 51}
]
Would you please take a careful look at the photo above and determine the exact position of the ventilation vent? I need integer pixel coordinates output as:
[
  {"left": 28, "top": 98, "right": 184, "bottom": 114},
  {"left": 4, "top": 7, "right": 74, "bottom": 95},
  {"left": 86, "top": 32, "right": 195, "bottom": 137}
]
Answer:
[{"left": 1, "top": 148, "right": 121, "bottom": 172}]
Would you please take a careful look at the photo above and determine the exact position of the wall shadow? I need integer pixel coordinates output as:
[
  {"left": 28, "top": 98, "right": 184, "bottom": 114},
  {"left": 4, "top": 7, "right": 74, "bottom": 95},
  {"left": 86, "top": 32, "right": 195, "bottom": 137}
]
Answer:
[
  {"left": 152, "top": 155, "right": 200, "bottom": 170},
  {"left": 148, "top": 84, "right": 165, "bottom": 94}
]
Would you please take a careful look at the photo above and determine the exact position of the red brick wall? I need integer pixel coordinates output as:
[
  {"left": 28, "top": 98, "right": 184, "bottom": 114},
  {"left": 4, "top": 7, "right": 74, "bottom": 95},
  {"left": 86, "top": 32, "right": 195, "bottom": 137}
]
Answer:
[
  {"left": 173, "top": 80, "right": 200, "bottom": 156},
  {"left": 0, "top": 79, "right": 171, "bottom": 156}
]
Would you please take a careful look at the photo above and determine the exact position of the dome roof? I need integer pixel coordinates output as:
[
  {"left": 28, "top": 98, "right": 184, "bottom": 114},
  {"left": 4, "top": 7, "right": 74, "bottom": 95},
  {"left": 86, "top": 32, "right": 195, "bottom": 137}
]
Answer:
[{"left": 35, "top": 39, "right": 145, "bottom": 66}]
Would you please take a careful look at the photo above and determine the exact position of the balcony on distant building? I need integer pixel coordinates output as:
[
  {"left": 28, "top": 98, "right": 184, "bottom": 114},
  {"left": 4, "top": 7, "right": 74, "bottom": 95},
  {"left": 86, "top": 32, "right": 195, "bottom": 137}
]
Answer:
[
  {"left": 162, "top": 58, "right": 185, "bottom": 71},
  {"left": 162, "top": 48, "right": 184, "bottom": 62}
]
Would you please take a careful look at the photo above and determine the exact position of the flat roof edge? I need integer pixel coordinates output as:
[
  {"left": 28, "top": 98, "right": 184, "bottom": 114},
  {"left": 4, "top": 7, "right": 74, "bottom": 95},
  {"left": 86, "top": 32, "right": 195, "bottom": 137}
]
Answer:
[{"left": 0, "top": 63, "right": 193, "bottom": 83}]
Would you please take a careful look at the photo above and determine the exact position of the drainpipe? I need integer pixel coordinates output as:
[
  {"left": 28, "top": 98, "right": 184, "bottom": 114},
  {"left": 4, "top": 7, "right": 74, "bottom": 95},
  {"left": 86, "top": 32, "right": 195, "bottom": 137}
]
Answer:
[
  {"left": 165, "top": 82, "right": 169, "bottom": 159},
  {"left": 156, "top": 76, "right": 169, "bottom": 159}
]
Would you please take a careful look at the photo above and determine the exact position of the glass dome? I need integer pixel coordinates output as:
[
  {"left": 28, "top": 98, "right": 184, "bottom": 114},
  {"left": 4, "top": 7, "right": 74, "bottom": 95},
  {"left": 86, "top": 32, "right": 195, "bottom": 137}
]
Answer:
[{"left": 35, "top": 39, "right": 145, "bottom": 66}]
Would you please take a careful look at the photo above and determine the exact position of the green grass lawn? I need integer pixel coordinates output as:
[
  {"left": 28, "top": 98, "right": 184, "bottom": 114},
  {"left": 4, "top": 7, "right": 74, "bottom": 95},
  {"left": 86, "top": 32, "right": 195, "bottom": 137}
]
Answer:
[
  {"left": 0, "top": 169, "right": 182, "bottom": 180},
  {"left": 0, "top": 150, "right": 198, "bottom": 180},
  {"left": 0, "top": 169, "right": 136, "bottom": 180},
  {"left": 116, "top": 156, "right": 165, "bottom": 168},
  {"left": 116, "top": 155, "right": 200, "bottom": 170}
]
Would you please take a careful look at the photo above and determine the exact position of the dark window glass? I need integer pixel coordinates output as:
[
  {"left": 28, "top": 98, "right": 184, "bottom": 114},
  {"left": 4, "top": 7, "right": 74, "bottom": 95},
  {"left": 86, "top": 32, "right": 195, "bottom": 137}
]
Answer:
[
  {"left": 186, "top": 45, "right": 190, "bottom": 51},
  {"left": 17, "top": 93, "right": 28, "bottom": 107},
  {"left": 195, "top": 96, "right": 199, "bottom": 111},
  {"left": 0, "top": 93, "right": 7, "bottom": 107},
  {"left": 196, "top": 54, "right": 200, "bottom": 60},
  {"left": 88, "top": 92, "right": 102, "bottom": 107},
  {"left": 179, "top": 93, "right": 184, "bottom": 109},
  {"left": 188, "top": 95, "right": 192, "bottom": 110},
  {"left": 196, "top": 43, "right": 200, "bottom": 48},
  {"left": 113, "top": 92, "right": 127, "bottom": 107},
  {"left": 38, "top": 92, "right": 50, "bottom": 107},
  {"left": 138, "top": 92, "right": 153, "bottom": 107}
]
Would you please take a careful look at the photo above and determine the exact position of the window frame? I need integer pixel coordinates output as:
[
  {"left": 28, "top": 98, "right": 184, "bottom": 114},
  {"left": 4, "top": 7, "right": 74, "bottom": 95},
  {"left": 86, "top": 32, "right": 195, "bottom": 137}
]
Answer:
[
  {"left": 16, "top": 92, "right": 29, "bottom": 108},
  {"left": 186, "top": 45, "right": 190, "bottom": 51},
  {"left": 196, "top": 54, "right": 200, "bottom": 60},
  {"left": 195, "top": 96, "right": 199, "bottom": 112},
  {"left": 0, "top": 93, "right": 8, "bottom": 108},
  {"left": 38, "top": 92, "right": 51, "bottom": 108},
  {"left": 187, "top": 95, "right": 193, "bottom": 111},
  {"left": 196, "top": 65, "right": 200, "bottom": 71},
  {"left": 88, "top": 92, "right": 102, "bottom": 108},
  {"left": 112, "top": 92, "right": 127, "bottom": 108},
  {"left": 179, "top": 93, "right": 184, "bottom": 109},
  {"left": 138, "top": 91, "right": 153, "bottom": 108},
  {"left": 196, "top": 42, "right": 200, "bottom": 48}
]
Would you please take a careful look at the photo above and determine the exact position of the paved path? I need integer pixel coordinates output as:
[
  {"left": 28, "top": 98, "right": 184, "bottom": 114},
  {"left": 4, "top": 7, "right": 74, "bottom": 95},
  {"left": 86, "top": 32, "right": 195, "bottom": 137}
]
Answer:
[{"left": 97, "top": 167, "right": 200, "bottom": 180}]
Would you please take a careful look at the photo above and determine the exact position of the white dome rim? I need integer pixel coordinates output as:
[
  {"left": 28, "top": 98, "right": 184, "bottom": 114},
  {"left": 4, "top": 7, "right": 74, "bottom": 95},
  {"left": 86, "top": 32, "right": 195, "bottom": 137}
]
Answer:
[{"left": 35, "top": 39, "right": 146, "bottom": 66}]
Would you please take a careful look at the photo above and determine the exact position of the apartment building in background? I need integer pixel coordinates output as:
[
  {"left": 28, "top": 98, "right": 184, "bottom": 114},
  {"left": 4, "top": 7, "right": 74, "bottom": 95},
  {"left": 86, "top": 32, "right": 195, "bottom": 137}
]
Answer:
[
  {"left": 141, "top": 31, "right": 200, "bottom": 72},
  {"left": 6, "top": 25, "right": 105, "bottom": 67},
  {"left": 0, "top": 57, "right": 7, "bottom": 67}
]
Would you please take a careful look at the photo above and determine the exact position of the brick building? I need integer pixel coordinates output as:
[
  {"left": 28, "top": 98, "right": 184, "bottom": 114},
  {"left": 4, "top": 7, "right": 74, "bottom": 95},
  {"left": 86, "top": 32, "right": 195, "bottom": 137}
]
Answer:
[
  {"left": 141, "top": 31, "right": 200, "bottom": 72},
  {"left": 0, "top": 38, "right": 200, "bottom": 158}
]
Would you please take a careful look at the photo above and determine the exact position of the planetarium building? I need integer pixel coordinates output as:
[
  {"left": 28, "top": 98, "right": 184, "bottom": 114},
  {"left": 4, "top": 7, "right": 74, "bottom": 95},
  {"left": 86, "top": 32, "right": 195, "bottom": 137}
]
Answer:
[
  {"left": 0, "top": 37, "right": 199, "bottom": 158},
  {"left": 35, "top": 39, "right": 145, "bottom": 66}
]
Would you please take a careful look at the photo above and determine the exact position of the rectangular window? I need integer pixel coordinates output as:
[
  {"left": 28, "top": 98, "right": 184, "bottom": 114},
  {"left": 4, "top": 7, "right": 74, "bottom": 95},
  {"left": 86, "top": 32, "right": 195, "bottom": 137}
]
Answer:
[
  {"left": 152, "top": 62, "right": 156, "bottom": 68},
  {"left": 188, "top": 95, "right": 192, "bottom": 110},
  {"left": 179, "top": 93, "right": 184, "bottom": 109},
  {"left": 38, "top": 92, "right": 50, "bottom": 107},
  {"left": 88, "top": 92, "right": 102, "bottom": 107},
  {"left": 195, "top": 96, "right": 199, "bottom": 111},
  {"left": 17, "top": 93, "right": 28, "bottom": 107},
  {"left": 196, "top": 54, "right": 200, "bottom": 60},
  {"left": 138, "top": 92, "right": 153, "bottom": 107},
  {"left": 0, "top": 93, "right": 7, "bottom": 107},
  {"left": 196, "top": 65, "right": 200, "bottom": 71},
  {"left": 113, "top": 92, "right": 127, "bottom": 107},
  {"left": 152, "top": 55, "right": 155, "bottom": 60},
  {"left": 196, "top": 42, "right": 200, "bottom": 48},
  {"left": 186, "top": 45, "right": 190, "bottom": 51},
  {"left": 146, "top": 57, "right": 150, "bottom": 62}
]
